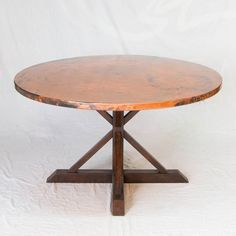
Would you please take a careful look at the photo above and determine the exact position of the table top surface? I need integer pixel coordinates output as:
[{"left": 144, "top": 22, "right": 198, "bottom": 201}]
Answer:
[{"left": 14, "top": 55, "right": 222, "bottom": 111}]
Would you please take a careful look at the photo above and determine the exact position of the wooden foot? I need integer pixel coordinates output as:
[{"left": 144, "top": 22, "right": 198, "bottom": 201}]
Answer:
[
  {"left": 47, "top": 169, "right": 188, "bottom": 183},
  {"left": 47, "top": 169, "right": 112, "bottom": 183}
]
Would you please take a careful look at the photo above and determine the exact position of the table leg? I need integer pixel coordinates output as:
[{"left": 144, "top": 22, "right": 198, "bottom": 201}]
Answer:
[
  {"left": 111, "top": 111, "right": 125, "bottom": 216},
  {"left": 46, "top": 110, "right": 188, "bottom": 216}
]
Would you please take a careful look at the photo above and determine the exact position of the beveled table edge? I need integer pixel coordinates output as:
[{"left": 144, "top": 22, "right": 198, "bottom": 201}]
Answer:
[{"left": 14, "top": 80, "right": 222, "bottom": 111}]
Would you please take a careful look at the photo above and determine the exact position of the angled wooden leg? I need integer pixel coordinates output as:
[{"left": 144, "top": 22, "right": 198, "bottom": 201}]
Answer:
[
  {"left": 111, "top": 111, "right": 125, "bottom": 216},
  {"left": 68, "top": 130, "right": 113, "bottom": 172},
  {"left": 123, "top": 130, "right": 167, "bottom": 173},
  {"left": 47, "top": 130, "right": 112, "bottom": 182},
  {"left": 124, "top": 111, "right": 139, "bottom": 124},
  {"left": 97, "top": 111, "right": 113, "bottom": 124}
]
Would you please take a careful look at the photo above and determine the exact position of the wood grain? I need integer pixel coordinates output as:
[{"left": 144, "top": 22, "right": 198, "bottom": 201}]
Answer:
[{"left": 14, "top": 55, "right": 222, "bottom": 111}]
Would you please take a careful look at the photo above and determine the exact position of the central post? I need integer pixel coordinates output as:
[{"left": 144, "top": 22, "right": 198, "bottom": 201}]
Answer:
[{"left": 111, "top": 111, "right": 125, "bottom": 215}]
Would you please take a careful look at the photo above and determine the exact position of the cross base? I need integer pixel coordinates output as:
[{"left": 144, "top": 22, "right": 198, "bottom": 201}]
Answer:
[
  {"left": 47, "top": 169, "right": 188, "bottom": 183},
  {"left": 47, "top": 111, "right": 188, "bottom": 216}
]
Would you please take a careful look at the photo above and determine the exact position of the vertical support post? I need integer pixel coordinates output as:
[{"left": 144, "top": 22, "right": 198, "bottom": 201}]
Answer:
[{"left": 111, "top": 111, "right": 125, "bottom": 215}]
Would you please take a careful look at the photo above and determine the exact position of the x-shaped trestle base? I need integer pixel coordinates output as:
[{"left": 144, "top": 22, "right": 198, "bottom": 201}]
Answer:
[{"left": 47, "top": 111, "right": 188, "bottom": 216}]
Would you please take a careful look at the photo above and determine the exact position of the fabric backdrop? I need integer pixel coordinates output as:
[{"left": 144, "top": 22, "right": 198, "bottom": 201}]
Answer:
[{"left": 0, "top": 1, "right": 235, "bottom": 235}]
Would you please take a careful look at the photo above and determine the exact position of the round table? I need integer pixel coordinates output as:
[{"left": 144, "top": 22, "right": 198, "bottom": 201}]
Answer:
[{"left": 14, "top": 55, "right": 222, "bottom": 216}]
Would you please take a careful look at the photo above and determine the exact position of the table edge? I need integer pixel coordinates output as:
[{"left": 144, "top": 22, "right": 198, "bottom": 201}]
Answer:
[{"left": 14, "top": 81, "right": 222, "bottom": 111}]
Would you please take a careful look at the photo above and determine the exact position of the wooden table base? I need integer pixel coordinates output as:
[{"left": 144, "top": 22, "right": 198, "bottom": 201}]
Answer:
[{"left": 47, "top": 111, "right": 188, "bottom": 216}]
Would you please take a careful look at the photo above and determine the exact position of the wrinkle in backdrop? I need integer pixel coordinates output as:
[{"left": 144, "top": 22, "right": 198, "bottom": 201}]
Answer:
[{"left": 0, "top": 1, "right": 236, "bottom": 235}]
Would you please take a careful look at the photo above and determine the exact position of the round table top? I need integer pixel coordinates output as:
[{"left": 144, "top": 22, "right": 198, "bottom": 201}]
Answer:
[{"left": 14, "top": 55, "right": 222, "bottom": 111}]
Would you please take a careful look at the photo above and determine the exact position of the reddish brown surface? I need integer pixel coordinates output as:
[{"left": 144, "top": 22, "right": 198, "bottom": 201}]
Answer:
[{"left": 14, "top": 55, "right": 222, "bottom": 111}]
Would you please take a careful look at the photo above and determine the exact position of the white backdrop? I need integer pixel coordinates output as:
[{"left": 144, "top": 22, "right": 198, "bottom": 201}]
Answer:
[{"left": 0, "top": 1, "right": 236, "bottom": 235}]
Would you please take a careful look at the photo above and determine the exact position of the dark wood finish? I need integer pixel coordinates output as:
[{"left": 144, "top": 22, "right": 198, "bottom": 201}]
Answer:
[
  {"left": 68, "top": 130, "right": 113, "bottom": 172},
  {"left": 47, "top": 169, "right": 188, "bottom": 183},
  {"left": 14, "top": 55, "right": 222, "bottom": 111},
  {"left": 124, "top": 169, "right": 188, "bottom": 183},
  {"left": 111, "top": 111, "right": 125, "bottom": 216},
  {"left": 124, "top": 130, "right": 167, "bottom": 173},
  {"left": 47, "top": 169, "right": 112, "bottom": 183},
  {"left": 46, "top": 110, "right": 190, "bottom": 215},
  {"left": 97, "top": 111, "right": 113, "bottom": 125},
  {"left": 124, "top": 111, "right": 139, "bottom": 124}
]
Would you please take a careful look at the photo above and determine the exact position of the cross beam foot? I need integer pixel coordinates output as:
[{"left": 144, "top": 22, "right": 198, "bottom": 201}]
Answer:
[{"left": 47, "top": 169, "right": 188, "bottom": 183}]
